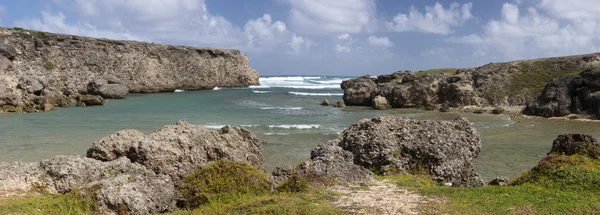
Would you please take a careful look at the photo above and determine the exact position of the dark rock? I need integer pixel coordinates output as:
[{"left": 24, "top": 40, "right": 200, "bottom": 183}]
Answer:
[
  {"left": 473, "top": 109, "right": 485, "bottom": 114},
  {"left": 86, "top": 120, "right": 264, "bottom": 181},
  {"left": 550, "top": 134, "right": 600, "bottom": 158},
  {"left": 334, "top": 101, "right": 346, "bottom": 108},
  {"left": 87, "top": 79, "right": 129, "bottom": 99},
  {"left": 18, "top": 76, "right": 44, "bottom": 95},
  {"left": 0, "top": 44, "right": 18, "bottom": 60},
  {"left": 492, "top": 107, "right": 505, "bottom": 115},
  {"left": 337, "top": 116, "right": 483, "bottom": 187},
  {"left": 447, "top": 76, "right": 462, "bottom": 83},
  {"left": 81, "top": 95, "right": 106, "bottom": 106},
  {"left": 76, "top": 101, "right": 86, "bottom": 107},
  {"left": 321, "top": 99, "right": 330, "bottom": 106},
  {"left": 341, "top": 75, "right": 377, "bottom": 106},
  {"left": 372, "top": 95, "right": 391, "bottom": 110},
  {"left": 439, "top": 104, "right": 450, "bottom": 112},
  {"left": 487, "top": 176, "right": 509, "bottom": 186}
]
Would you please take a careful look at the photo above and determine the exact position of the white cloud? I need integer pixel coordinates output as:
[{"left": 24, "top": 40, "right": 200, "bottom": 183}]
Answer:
[
  {"left": 367, "top": 35, "right": 393, "bottom": 48},
  {"left": 450, "top": 3, "right": 600, "bottom": 59},
  {"left": 420, "top": 47, "right": 453, "bottom": 57},
  {"left": 243, "top": 14, "right": 289, "bottom": 51},
  {"left": 539, "top": 0, "right": 600, "bottom": 21},
  {"left": 287, "top": 0, "right": 377, "bottom": 34},
  {"left": 334, "top": 33, "right": 356, "bottom": 52},
  {"left": 289, "top": 33, "right": 314, "bottom": 54},
  {"left": 386, "top": 2, "right": 473, "bottom": 35}
]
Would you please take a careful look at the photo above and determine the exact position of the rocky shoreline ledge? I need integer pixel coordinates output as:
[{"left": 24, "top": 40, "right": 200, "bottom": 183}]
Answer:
[
  {"left": 3, "top": 116, "right": 596, "bottom": 214},
  {"left": 0, "top": 27, "right": 259, "bottom": 113},
  {"left": 341, "top": 53, "right": 600, "bottom": 120}
]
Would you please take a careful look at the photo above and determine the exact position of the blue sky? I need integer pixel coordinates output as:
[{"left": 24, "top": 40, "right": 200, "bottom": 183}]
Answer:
[{"left": 0, "top": 0, "right": 598, "bottom": 76}]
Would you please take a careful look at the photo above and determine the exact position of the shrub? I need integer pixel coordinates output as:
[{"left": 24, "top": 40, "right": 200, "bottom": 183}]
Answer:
[
  {"left": 13, "top": 27, "right": 25, "bottom": 31},
  {"left": 511, "top": 154, "right": 600, "bottom": 191},
  {"left": 178, "top": 160, "right": 271, "bottom": 209},
  {"left": 32, "top": 31, "right": 46, "bottom": 38},
  {"left": 276, "top": 175, "right": 310, "bottom": 193}
]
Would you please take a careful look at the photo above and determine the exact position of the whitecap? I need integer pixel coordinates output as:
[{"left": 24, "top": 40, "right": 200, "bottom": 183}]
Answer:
[
  {"left": 252, "top": 91, "right": 271, "bottom": 94},
  {"left": 213, "top": 87, "right": 221, "bottom": 90},
  {"left": 249, "top": 85, "right": 271, "bottom": 89},
  {"left": 174, "top": 89, "right": 185, "bottom": 92},
  {"left": 260, "top": 107, "right": 303, "bottom": 110},
  {"left": 204, "top": 124, "right": 225, "bottom": 129},
  {"left": 263, "top": 133, "right": 290, "bottom": 136},
  {"left": 268, "top": 124, "right": 320, "bottom": 129},
  {"left": 288, "top": 92, "right": 344, "bottom": 96}
]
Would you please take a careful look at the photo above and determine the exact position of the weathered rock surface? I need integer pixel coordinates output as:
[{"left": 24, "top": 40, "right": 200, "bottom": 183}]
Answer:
[
  {"left": 549, "top": 134, "right": 599, "bottom": 158},
  {"left": 524, "top": 69, "right": 600, "bottom": 118},
  {"left": 80, "top": 94, "right": 106, "bottom": 106},
  {"left": 372, "top": 95, "right": 391, "bottom": 110},
  {"left": 342, "top": 53, "right": 600, "bottom": 111},
  {"left": 87, "top": 120, "right": 264, "bottom": 181},
  {"left": 0, "top": 120, "right": 264, "bottom": 214},
  {"left": 0, "top": 27, "right": 259, "bottom": 113},
  {"left": 274, "top": 116, "right": 483, "bottom": 187},
  {"left": 487, "top": 176, "right": 509, "bottom": 186},
  {"left": 333, "top": 101, "right": 346, "bottom": 108},
  {"left": 87, "top": 78, "right": 129, "bottom": 99},
  {"left": 321, "top": 99, "right": 330, "bottom": 106}
]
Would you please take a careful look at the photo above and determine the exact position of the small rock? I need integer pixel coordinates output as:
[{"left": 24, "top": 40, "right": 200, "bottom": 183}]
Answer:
[
  {"left": 0, "top": 44, "right": 18, "bottom": 60},
  {"left": 321, "top": 99, "right": 330, "bottom": 106},
  {"left": 473, "top": 109, "right": 485, "bottom": 114},
  {"left": 439, "top": 104, "right": 450, "bottom": 112},
  {"left": 76, "top": 101, "right": 86, "bottom": 107},
  {"left": 487, "top": 176, "right": 509, "bottom": 186},
  {"left": 372, "top": 95, "right": 391, "bottom": 110},
  {"left": 81, "top": 95, "right": 106, "bottom": 106},
  {"left": 42, "top": 103, "right": 54, "bottom": 111},
  {"left": 492, "top": 107, "right": 505, "bottom": 115},
  {"left": 2, "top": 105, "right": 16, "bottom": 112},
  {"left": 334, "top": 101, "right": 346, "bottom": 108}
]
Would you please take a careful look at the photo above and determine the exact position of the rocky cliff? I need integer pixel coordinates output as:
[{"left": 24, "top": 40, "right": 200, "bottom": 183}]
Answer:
[
  {"left": 342, "top": 53, "right": 600, "bottom": 111},
  {"left": 0, "top": 27, "right": 259, "bottom": 112}
]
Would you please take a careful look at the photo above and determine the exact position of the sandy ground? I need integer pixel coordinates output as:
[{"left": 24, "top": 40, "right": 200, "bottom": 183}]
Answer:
[{"left": 330, "top": 179, "right": 426, "bottom": 215}]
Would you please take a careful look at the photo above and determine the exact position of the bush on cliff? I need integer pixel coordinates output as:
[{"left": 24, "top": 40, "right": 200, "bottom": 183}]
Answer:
[{"left": 178, "top": 160, "right": 271, "bottom": 208}]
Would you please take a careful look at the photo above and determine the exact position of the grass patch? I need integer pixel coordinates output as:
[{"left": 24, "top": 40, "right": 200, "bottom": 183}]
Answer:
[
  {"left": 43, "top": 61, "right": 57, "bottom": 70},
  {"left": 31, "top": 30, "right": 46, "bottom": 38},
  {"left": 383, "top": 154, "right": 600, "bottom": 214},
  {"left": 0, "top": 189, "right": 99, "bottom": 215},
  {"left": 12, "top": 27, "right": 25, "bottom": 31},
  {"left": 178, "top": 160, "right": 271, "bottom": 208},
  {"left": 169, "top": 189, "right": 344, "bottom": 215},
  {"left": 414, "top": 68, "right": 457, "bottom": 77}
]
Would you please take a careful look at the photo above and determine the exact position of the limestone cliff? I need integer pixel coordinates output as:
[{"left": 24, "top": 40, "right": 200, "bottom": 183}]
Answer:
[
  {"left": 0, "top": 27, "right": 259, "bottom": 112},
  {"left": 342, "top": 52, "right": 600, "bottom": 111}
]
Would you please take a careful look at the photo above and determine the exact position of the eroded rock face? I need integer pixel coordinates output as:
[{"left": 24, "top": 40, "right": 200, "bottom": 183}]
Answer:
[
  {"left": 87, "top": 120, "right": 264, "bottom": 181},
  {"left": 550, "top": 134, "right": 599, "bottom": 158},
  {"left": 0, "top": 27, "right": 259, "bottom": 113},
  {"left": 341, "top": 75, "right": 377, "bottom": 106},
  {"left": 87, "top": 79, "right": 129, "bottom": 99},
  {"left": 273, "top": 116, "right": 483, "bottom": 187},
  {"left": 372, "top": 95, "right": 391, "bottom": 110},
  {"left": 338, "top": 116, "right": 483, "bottom": 187},
  {"left": 524, "top": 69, "right": 600, "bottom": 118},
  {"left": 80, "top": 95, "right": 106, "bottom": 106},
  {"left": 0, "top": 120, "right": 264, "bottom": 214}
]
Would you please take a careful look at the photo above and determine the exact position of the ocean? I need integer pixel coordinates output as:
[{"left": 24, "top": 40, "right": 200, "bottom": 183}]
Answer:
[{"left": 1, "top": 76, "right": 599, "bottom": 180}]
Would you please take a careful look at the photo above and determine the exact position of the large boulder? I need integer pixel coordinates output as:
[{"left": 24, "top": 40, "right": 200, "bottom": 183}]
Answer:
[
  {"left": 87, "top": 120, "right": 264, "bottom": 181},
  {"left": 80, "top": 94, "right": 106, "bottom": 106},
  {"left": 341, "top": 75, "right": 377, "bottom": 106},
  {"left": 87, "top": 79, "right": 129, "bottom": 99},
  {"left": 338, "top": 116, "right": 483, "bottom": 187},
  {"left": 0, "top": 44, "right": 17, "bottom": 60},
  {"left": 550, "top": 134, "right": 599, "bottom": 158},
  {"left": 372, "top": 95, "right": 391, "bottom": 110}
]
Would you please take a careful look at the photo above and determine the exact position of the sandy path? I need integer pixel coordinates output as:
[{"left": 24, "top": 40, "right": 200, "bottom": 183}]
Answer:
[{"left": 331, "top": 179, "right": 425, "bottom": 214}]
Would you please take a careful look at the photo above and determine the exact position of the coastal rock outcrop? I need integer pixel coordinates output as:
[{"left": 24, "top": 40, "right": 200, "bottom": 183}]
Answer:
[
  {"left": 274, "top": 115, "right": 483, "bottom": 187},
  {"left": 550, "top": 134, "right": 599, "bottom": 158},
  {"left": 0, "top": 120, "right": 264, "bottom": 214},
  {"left": 524, "top": 69, "right": 600, "bottom": 119},
  {"left": 0, "top": 27, "right": 259, "bottom": 113},
  {"left": 342, "top": 53, "right": 600, "bottom": 112}
]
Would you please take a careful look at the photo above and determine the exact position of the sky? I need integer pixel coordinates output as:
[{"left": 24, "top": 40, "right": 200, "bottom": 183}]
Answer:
[{"left": 0, "top": 0, "right": 599, "bottom": 76}]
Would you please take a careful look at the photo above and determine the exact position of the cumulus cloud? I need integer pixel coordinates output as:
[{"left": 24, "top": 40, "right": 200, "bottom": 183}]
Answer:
[
  {"left": 287, "top": 0, "right": 377, "bottom": 34},
  {"left": 289, "top": 33, "right": 314, "bottom": 54},
  {"left": 386, "top": 2, "right": 473, "bottom": 35},
  {"left": 335, "top": 33, "right": 356, "bottom": 52},
  {"left": 244, "top": 14, "right": 289, "bottom": 51},
  {"left": 449, "top": 3, "right": 600, "bottom": 59},
  {"left": 367, "top": 35, "right": 393, "bottom": 48},
  {"left": 539, "top": 0, "right": 600, "bottom": 21}
]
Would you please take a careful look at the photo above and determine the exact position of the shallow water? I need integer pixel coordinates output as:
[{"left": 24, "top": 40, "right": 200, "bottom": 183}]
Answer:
[{"left": 0, "top": 76, "right": 598, "bottom": 180}]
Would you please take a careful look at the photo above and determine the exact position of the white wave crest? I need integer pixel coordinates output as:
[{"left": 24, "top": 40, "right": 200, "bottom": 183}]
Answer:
[
  {"left": 288, "top": 92, "right": 344, "bottom": 96},
  {"left": 213, "top": 87, "right": 221, "bottom": 90},
  {"left": 204, "top": 124, "right": 225, "bottom": 129},
  {"left": 252, "top": 90, "right": 271, "bottom": 94},
  {"left": 174, "top": 89, "right": 185, "bottom": 92},
  {"left": 268, "top": 124, "right": 320, "bottom": 129},
  {"left": 260, "top": 107, "right": 303, "bottom": 110},
  {"left": 264, "top": 133, "right": 290, "bottom": 136}
]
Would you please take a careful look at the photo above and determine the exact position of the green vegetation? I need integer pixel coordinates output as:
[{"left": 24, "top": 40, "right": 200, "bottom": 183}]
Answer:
[
  {"left": 276, "top": 175, "right": 311, "bottom": 193},
  {"left": 43, "top": 61, "right": 57, "bottom": 70},
  {"left": 0, "top": 189, "right": 99, "bottom": 215},
  {"left": 178, "top": 160, "right": 271, "bottom": 208},
  {"left": 383, "top": 153, "right": 600, "bottom": 214},
  {"left": 32, "top": 30, "right": 46, "bottom": 38},
  {"left": 12, "top": 27, "right": 25, "bottom": 31},
  {"left": 414, "top": 68, "right": 457, "bottom": 77}
]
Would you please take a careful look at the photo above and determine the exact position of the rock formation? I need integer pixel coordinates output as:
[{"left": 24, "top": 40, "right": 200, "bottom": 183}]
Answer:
[
  {"left": 524, "top": 69, "right": 600, "bottom": 119},
  {"left": 0, "top": 27, "right": 259, "bottom": 113},
  {"left": 0, "top": 120, "right": 263, "bottom": 214},
  {"left": 274, "top": 115, "right": 483, "bottom": 187},
  {"left": 342, "top": 53, "right": 600, "bottom": 111}
]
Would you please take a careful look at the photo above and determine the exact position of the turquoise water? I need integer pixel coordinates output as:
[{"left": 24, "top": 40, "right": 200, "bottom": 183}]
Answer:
[{"left": 1, "top": 76, "right": 599, "bottom": 180}]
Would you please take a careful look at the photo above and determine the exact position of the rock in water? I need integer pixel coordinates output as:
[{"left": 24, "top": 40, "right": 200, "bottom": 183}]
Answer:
[
  {"left": 334, "top": 101, "right": 346, "bottom": 108},
  {"left": 81, "top": 95, "right": 106, "bottom": 106},
  {"left": 273, "top": 115, "right": 483, "bottom": 187},
  {"left": 87, "top": 120, "right": 264, "bottom": 181},
  {"left": 338, "top": 116, "right": 483, "bottom": 187},
  {"left": 372, "top": 95, "right": 391, "bottom": 110},
  {"left": 341, "top": 75, "right": 377, "bottom": 106},
  {"left": 321, "top": 99, "right": 330, "bottom": 106},
  {"left": 87, "top": 79, "right": 129, "bottom": 99},
  {"left": 492, "top": 107, "right": 505, "bottom": 115}
]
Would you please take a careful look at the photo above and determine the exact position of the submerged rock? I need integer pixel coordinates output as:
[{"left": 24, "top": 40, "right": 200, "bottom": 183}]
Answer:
[{"left": 334, "top": 101, "right": 346, "bottom": 108}]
